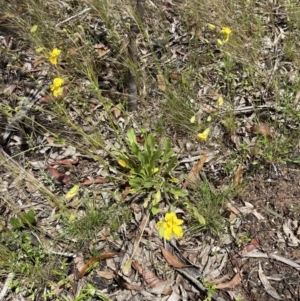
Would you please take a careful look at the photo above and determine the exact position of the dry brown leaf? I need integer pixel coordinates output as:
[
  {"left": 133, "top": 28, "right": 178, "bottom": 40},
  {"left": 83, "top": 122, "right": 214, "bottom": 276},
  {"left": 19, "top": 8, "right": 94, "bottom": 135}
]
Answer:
[
  {"left": 132, "top": 261, "right": 163, "bottom": 287},
  {"left": 33, "top": 59, "right": 44, "bottom": 68},
  {"left": 250, "top": 123, "right": 273, "bottom": 139},
  {"left": 69, "top": 47, "right": 77, "bottom": 55},
  {"left": 110, "top": 106, "right": 121, "bottom": 118},
  {"left": 121, "top": 186, "right": 131, "bottom": 200},
  {"left": 216, "top": 273, "right": 241, "bottom": 289},
  {"left": 239, "top": 238, "right": 259, "bottom": 255},
  {"left": 115, "top": 273, "right": 143, "bottom": 291},
  {"left": 182, "top": 154, "right": 207, "bottom": 188},
  {"left": 97, "top": 270, "right": 114, "bottom": 280},
  {"left": 49, "top": 158, "right": 79, "bottom": 166},
  {"left": 77, "top": 252, "right": 120, "bottom": 280},
  {"left": 132, "top": 261, "right": 172, "bottom": 295},
  {"left": 170, "top": 73, "right": 180, "bottom": 80},
  {"left": 46, "top": 165, "right": 70, "bottom": 185},
  {"left": 161, "top": 247, "right": 190, "bottom": 268},
  {"left": 80, "top": 177, "right": 108, "bottom": 186}
]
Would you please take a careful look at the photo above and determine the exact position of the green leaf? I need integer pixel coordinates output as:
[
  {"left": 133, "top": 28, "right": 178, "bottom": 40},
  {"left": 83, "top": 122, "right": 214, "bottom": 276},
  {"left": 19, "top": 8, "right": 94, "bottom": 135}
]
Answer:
[
  {"left": 10, "top": 217, "right": 23, "bottom": 229},
  {"left": 145, "top": 134, "right": 155, "bottom": 154},
  {"left": 150, "top": 149, "right": 163, "bottom": 166},
  {"left": 20, "top": 209, "right": 36, "bottom": 226},
  {"left": 163, "top": 156, "right": 177, "bottom": 174},
  {"left": 151, "top": 204, "right": 160, "bottom": 215},
  {"left": 137, "top": 151, "right": 149, "bottom": 166},
  {"left": 129, "top": 177, "right": 143, "bottom": 188},
  {"left": 163, "top": 139, "right": 172, "bottom": 153},
  {"left": 168, "top": 186, "right": 186, "bottom": 197},
  {"left": 131, "top": 142, "right": 140, "bottom": 156},
  {"left": 127, "top": 128, "right": 137, "bottom": 146},
  {"left": 161, "top": 149, "right": 174, "bottom": 165},
  {"left": 142, "top": 179, "right": 154, "bottom": 188}
]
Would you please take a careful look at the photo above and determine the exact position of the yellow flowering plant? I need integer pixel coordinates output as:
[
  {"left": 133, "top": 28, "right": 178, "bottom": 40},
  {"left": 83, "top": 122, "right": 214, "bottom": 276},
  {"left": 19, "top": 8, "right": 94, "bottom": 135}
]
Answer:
[
  {"left": 197, "top": 128, "right": 210, "bottom": 142},
  {"left": 117, "top": 128, "right": 186, "bottom": 210},
  {"left": 49, "top": 48, "right": 61, "bottom": 65},
  {"left": 50, "top": 77, "right": 64, "bottom": 97},
  {"left": 220, "top": 27, "right": 231, "bottom": 43},
  {"left": 157, "top": 212, "right": 184, "bottom": 240}
]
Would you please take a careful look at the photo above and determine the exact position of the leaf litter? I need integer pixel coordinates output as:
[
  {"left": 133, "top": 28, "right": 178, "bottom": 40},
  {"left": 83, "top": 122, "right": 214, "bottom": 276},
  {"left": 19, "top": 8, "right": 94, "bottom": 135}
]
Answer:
[{"left": 0, "top": 0, "right": 300, "bottom": 300}]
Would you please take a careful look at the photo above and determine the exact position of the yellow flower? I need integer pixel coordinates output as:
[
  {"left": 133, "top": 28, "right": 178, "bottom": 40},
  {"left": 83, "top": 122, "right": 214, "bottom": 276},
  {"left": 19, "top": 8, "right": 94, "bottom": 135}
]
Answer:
[
  {"left": 49, "top": 48, "right": 61, "bottom": 65},
  {"left": 157, "top": 212, "right": 184, "bottom": 240},
  {"left": 50, "top": 77, "right": 64, "bottom": 97},
  {"left": 197, "top": 128, "right": 210, "bottom": 142},
  {"left": 221, "top": 27, "right": 231, "bottom": 43}
]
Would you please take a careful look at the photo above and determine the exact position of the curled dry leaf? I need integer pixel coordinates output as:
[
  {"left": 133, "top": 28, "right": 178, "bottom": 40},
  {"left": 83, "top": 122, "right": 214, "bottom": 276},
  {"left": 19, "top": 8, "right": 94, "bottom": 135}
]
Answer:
[
  {"left": 46, "top": 164, "right": 70, "bottom": 185},
  {"left": 161, "top": 247, "right": 190, "bottom": 268},
  {"left": 121, "top": 186, "right": 131, "bottom": 200},
  {"left": 76, "top": 252, "right": 120, "bottom": 280},
  {"left": 97, "top": 270, "right": 114, "bottom": 280},
  {"left": 250, "top": 123, "right": 273, "bottom": 139},
  {"left": 182, "top": 154, "right": 207, "bottom": 189},
  {"left": 115, "top": 273, "right": 143, "bottom": 291},
  {"left": 80, "top": 177, "right": 108, "bottom": 186},
  {"left": 216, "top": 273, "right": 241, "bottom": 289},
  {"left": 49, "top": 158, "right": 79, "bottom": 166},
  {"left": 239, "top": 238, "right": 259, "bottom": 255},
  {"left": 132, "top": 261, "right": 172, "bottom": 295}
]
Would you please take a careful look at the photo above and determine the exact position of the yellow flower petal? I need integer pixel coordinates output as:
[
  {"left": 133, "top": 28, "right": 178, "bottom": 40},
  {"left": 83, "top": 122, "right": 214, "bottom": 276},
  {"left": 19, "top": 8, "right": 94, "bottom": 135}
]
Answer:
[
  {"left": 172, "top": 225, "right": 183, "bottom": 238},
  {"left": 157, "top": 212, "right": 184, "bottom": 240},
  {"left": 51, "top": 77, "right": 64, "bottom": 89},
  {"left": 197, "top": 128, "right": 210, "bottom": 142},
  {"left": 52, "top": 87, "right": 64, "bottom": 97},
  {"left": 163, "top": 226, "right": 173, "bottom": 240},
  {"left": 221, "top": 27, "right": 231, "bottom": 43},
  {"left": 165, "top": 212, "right": 176, "bottom": 222},
  {"left": 49, "top": 47, "right": 61, "bottom": 65},
  {"left": 50, "top": 78, "right": 64, "bottom": 97},
  {"left": 190, "top": 115, "right": 196, "bottom": 123}
]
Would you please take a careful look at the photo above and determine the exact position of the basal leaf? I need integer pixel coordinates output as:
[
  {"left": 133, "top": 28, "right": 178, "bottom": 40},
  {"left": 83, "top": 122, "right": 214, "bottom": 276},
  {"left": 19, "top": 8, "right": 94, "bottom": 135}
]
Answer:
[
  {"left": 164, "top": 156, "right": 177, "bottom": 174},
  {"left": 127, "top": 128, "right": 137, "bottom": 146}
]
